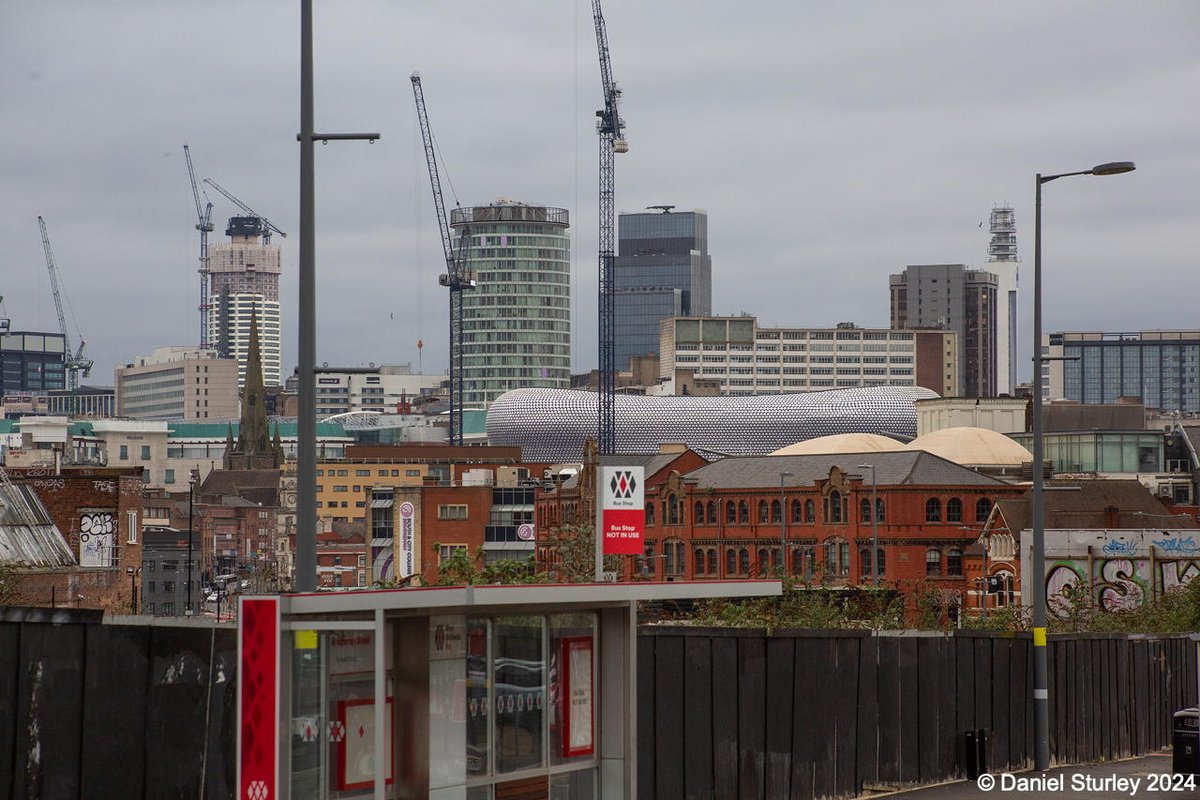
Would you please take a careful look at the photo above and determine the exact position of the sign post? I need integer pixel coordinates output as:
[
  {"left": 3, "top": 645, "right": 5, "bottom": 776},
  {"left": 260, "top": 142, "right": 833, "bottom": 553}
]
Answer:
[{"left": 595, "top": 466, "right": 645, "bottom": 581}]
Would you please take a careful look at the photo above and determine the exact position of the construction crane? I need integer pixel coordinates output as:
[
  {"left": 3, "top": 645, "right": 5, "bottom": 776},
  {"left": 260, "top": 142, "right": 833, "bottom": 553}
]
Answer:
[
  {"left": 183, "top": 144, "right": 215, "bottom": 348},
  {"left": 592, "top": 0, "right": 628, "bottom": 455},
  {"left": 411, "top": 71, "right": 474, "bottom": 447},
  {"left": 201, "top": 178, "right": 287, "bottom": 245},
  {"left": 37, "top": 216, "right": 93, "bottom": 391}
]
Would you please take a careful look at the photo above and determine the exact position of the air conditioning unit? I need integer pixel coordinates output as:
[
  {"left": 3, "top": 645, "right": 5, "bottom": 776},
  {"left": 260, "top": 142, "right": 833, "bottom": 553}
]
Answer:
[{"left": 1159, "top": 484, "right": 1173, "bottom": 498}]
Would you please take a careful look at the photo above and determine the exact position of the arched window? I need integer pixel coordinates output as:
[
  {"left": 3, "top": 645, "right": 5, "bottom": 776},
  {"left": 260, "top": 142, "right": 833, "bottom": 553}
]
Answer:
[
  {"left": 876, "top": 547, "right": 886, "bottom": 577},
  {"left": 926, "top": 548, "right": 941, "bottom": 576},
  {"left": 925, "top": 498, "right": 942, "bottom": 523},
  {"left": 757, "top": 548, "right": 770, "bottom": 574},
  {"left": 726, "top": 548, "right": 737, "bottom": 575},
  {"left": 646, "top": 502, "right": 656, "bottom": 526},
  {"left": 876, "top": 498, "right": 886, "bottom": 523},
  {"left": 860, "top": 548, "right": 873, "bottom": 577},
  {"left": 707, "top": 501, "right": 717, "bottom": 525},
  {"left": 824, "top": 538, "right": 849, "bottom": 576},
  {"left": 805, "top": 499, "right": 815, "bottom": 523},
  {"left": 738, "top": 501, "right": 749, "bottom": 524},
  {"left": 694, "top": 501, "right": 705, "bottom": 525},
  {"left": 694, "top": 547, "right": 706, "bottom": 574},
  {"left": 758, "top": 500, "right": 770, "bottom": 523},
  {"left": 666, "top": 494, "right": 681, "bottom": 525},
  {"left": 860, "top": 498, "right": 872, "bottom": 523},
  {"left": 791, "top": 499, "right": 803, "bottom": 524},
  {"left": 739, "top": 548, "right": 750, "bottom": 574},
  {"left": 975, "top": 497, "right": 993, "bottom": 522},
  {"left": 771, "top": 499, "right": 782, "bottom": 524},
  {"left": 707, "top": 548, "right": 718, "bottom": 575},
  {"left": 946, "top": 498, "right": 963, "bottom": 523},
  {"left": 726, "top": 501, "right": 737, "bottom": 525},
  {"left": 947, "top": 548, "right": 963, "bottom": 577},
  {"left": 829, "top": 490, "right": 843, "bottom": 523}
]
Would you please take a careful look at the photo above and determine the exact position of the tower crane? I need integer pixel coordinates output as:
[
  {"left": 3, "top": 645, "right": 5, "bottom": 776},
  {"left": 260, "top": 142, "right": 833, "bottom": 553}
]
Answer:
[
  {"left": 411, "top": 72, "right": 474, "bottom": 447},
  {"left": 183, "top": 144, "right": 215, "bottom": 348},
  {"left": 201, "top": 178, "right": 287, "bottom": 244},
  {"left": 37, "top": 216, "right": 93, "bottom": 391},
  {"left": 592, "top": 0, "right": 628, "bottom": 455}
]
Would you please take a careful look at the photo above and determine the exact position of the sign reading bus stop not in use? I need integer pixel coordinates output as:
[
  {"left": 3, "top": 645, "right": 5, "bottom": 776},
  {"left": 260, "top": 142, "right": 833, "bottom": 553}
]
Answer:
[{"left": 600, "top": 466, "right": 644, "bottom": 555}]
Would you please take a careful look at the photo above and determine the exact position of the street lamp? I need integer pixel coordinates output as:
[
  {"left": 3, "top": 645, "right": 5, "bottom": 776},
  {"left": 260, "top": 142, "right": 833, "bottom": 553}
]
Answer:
[
  {"left": 779, "top": 471, "right": 793, "bottom": 574},
  {"left": 187, "top": 467, "right": 200, "bottom": 616},
  {"left": 1031, "top": 160, "right": 1134, "bottom": 771},
  {"left": 858, "top": 464, "right": 878, "bottom": 587}
]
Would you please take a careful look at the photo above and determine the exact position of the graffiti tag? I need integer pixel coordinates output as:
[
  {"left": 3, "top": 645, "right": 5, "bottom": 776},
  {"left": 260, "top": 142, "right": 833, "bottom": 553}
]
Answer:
[
  {"left": 31, "top": 479, "right": 65, "bottom": 491},
  {"left": 1101, "top": 540, "right": 1139, "bottom": 557},
  {"left": 92, "top": 480, "right": 117, "bottom": 494},
  {"left": 1153, "top": 536, "right": 1198, "bottom": 555}
]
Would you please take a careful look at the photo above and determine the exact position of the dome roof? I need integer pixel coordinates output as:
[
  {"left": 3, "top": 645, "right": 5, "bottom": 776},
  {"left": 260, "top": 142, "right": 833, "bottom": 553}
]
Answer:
[
  {"left": 770, "top": 433, "right": 905, "bottom": 456},
  {"left": 902, "top": 426, "right": 1032, "bottom": 466}
]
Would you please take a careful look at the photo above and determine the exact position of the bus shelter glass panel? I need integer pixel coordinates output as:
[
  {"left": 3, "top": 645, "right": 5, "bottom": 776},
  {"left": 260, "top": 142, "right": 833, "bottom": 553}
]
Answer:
[{"left": 290, "top": 629, "right": 394, "bottom": 799}]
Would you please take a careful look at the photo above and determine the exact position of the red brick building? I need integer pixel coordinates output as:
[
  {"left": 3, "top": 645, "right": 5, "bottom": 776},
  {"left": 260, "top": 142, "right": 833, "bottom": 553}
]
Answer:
[
  {"left": 316, "top": 522, "right": 368, "bottom": 589},
  {"left": 5, "top": 466, "right": 145, "bottom": 612}
]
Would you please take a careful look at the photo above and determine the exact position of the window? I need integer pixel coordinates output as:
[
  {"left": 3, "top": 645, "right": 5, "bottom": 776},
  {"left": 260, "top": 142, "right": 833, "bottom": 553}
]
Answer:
[
  {"left": 876, "top": 547, "right": 886, "bottom": 577},
  {"left": 726, "top": 548, "right": 737, "bottom": 576},
  {"left": 695, "top": 547, "right": 709, "bottom": 575},
  {"left": 926, "top": 498, "right": 942, "bottom": 522},
  {"left": 165, "top": 469, "right": 175, "bottom": 484},
  {"left": 876, "top": 499, "right": 886, "bottom": 523},
  {"left": 860, "top": 548, "right": 872, "bottom": 577},
  {"left": 791, "top": 546, "right": 815, "bottom": 578},
  {"left": 726, "top": 501, "right": 737, "bottom": 525},
  {"left": 756, "top": 548, "right": 770, "bottom": 575},
  {"left": 665, "top": 494, "right": 681, "bottom": 526},
  {"left": 805, "top": 499, "right": 815, "bottom": 523},
  {"left": 791, "top": 499, "right": 803, "bottom": 524},
  {"left": 645, "top": 502, "right": 656, "bottom": 526},
  {"left": 706, "top": 501, "right": 717, "bottom": 525},
  {"left": 926, "top": 549, "right": 942, "bottom": 576},
  {"left": 333, "top": 555, "right": 342, "bottom": 565},
  {"left": 663, "top": 540, "right": 684, "bottom": 575},
  {"left": 758, "top": 500, "right": 770, "bottom": 523},
  {"left": 947, "top": 549, "right": 963, "bottom": 576},
  {"left": 860, "top": 498, "right": 872, "bottom": 523},
  {"left": 771, "top": 499, "right": 781, "bottom": 524},
  {"left": 946, "top": 498, "right": 963, "bottom": 523},
  {"left": 438, "top": 544, "right": 467, "bottom": 563},
  {"left": 738, "top": 548, "right": 750, "bottom": 575},
  {"left": 355, "top": 469, "right": 370, "bottom": 477},
  {"left": 127, "top": 510, "right": 138, "bottom": 545},
  {"left": 828, "top": 490, "right": 843, "bottom": 523},
  {"left": 140, "top": 445, "right": 150, "bottom": 460},
  {"left": 694, "top": 501, "right": 705, "bottom": 525},
  {"left": 119, "top": 445, "right": 128, "bottom": 460},
  {"left": 406, "top": 469, "right": 421, "bottom": 477},
  {"left": 438, "top": 504, "right": 468, "bottom": 520},
  {"left": 738, "top": 501, "right": 749, "bottom": 524},
  {"left": 975, "top": 498, "right": 992, "bottom": 522},
  {"left": 823, "top": 538, "right": 850, "bottom": 576}
]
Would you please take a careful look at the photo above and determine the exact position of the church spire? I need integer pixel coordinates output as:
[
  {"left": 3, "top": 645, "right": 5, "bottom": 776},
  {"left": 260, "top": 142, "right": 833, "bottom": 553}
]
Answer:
[{"left": 226, "top": 306, "right": 279, "bottom": 469}]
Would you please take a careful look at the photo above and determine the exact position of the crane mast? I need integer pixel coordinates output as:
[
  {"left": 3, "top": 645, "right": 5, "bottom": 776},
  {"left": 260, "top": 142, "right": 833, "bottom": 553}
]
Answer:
[
  {"left": 184, "top": 144, "right": 215, "bottom": 348},
  {"left": 37, "top": 216, "right": 92, "bottom": 391},
  {"left": 411, "top": 72, "right": 473, "bottom": 447},
  {"left": 592, "top": 0, "right": 628, "bottom": 455},
  {"left": 201, "top": 178, "right": 288, "bottom": 245}
]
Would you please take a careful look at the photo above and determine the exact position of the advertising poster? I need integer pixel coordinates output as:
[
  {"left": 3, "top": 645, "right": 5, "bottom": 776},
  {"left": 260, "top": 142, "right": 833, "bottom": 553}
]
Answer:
[
  {"left": 560, "top": 636, "right": 594, "bottom": 757},
  {"left": 398, "top": 500, "right": 415, "bottom": 580},
  {"left": 336, "top": 698, "right": 395, "bottom": 791}
]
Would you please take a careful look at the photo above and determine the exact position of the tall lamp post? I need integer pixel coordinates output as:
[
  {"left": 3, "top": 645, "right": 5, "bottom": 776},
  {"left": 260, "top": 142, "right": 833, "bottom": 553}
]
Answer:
[
  {"left": 779, "top": 471, "right": 793, "bottom": 574},
  {"left": 1032, "top": 160, "right": 1134, "bottom": 770},
  {"left": 858, "top": 464, "right": 878, "bottom": 587},
  {"left": 187, "top": 468, "right": 199, "bottom": 615}
]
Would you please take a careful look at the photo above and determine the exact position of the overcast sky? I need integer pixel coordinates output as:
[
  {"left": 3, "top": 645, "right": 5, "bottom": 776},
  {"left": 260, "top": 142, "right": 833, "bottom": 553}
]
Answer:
[{"left": 2, "top": 1, "right": 1197, "bottom": 388}]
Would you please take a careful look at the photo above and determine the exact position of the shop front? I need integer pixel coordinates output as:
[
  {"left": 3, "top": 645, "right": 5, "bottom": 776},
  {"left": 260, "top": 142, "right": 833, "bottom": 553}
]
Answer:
[{"left": 237, "top": 581, "right": 779, "bottom": 800}]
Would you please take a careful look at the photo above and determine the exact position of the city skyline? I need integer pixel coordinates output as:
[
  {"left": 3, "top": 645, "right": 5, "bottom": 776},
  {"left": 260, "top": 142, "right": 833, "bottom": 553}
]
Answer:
[{"left": 1, "top": 1, "right": 1196, "bottom": 389}]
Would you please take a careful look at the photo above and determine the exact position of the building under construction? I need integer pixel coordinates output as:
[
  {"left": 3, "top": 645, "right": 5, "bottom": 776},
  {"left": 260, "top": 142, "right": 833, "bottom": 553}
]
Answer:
[{"left": 207, "top": 216, "right": 282, "bottom": 387}]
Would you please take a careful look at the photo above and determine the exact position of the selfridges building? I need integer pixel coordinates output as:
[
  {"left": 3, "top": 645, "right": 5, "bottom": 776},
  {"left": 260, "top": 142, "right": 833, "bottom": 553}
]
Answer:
[{"left": 486, "top": 386, "right": 938, "bottom": 462}]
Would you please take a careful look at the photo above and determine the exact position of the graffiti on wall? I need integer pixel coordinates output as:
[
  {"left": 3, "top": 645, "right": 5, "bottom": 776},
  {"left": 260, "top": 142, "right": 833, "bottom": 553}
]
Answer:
[{"left": 79, "top": 511, "right": 116, "bottom": 567}]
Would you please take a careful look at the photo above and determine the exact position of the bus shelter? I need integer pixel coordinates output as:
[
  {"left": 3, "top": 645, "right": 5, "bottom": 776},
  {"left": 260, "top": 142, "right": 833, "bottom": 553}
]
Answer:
[{"left": 237, "top": 581, "right": 780, "bottom": 800}]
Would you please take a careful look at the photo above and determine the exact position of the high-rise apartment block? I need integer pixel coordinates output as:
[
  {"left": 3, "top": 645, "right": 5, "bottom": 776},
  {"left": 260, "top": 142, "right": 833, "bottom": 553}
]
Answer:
[
  {"left": 659, "top": 317, "right": 956, "bottom": 397},
  {"left": 987, "top": 205, "right": 1020, "bottom": 395},
  {"left": 207, "top": 216, "right": 282, "bottom": 387},
  {"left": 114, "top": 347, "right": 239, "bottom": 420},
  {"left": 1044, "top": 330, "right": 1200, "bottom": 413},
  {"left": 614, "top": 208, "right": 712, "bottom": 371},
  {"left": 1, "top": 330, "right": 66, "bottom": 397},
  {"left": 451, "top": 201, "right": 571, "bottom": 408},
  {"left": 890, "top": 264, "right": 997, "bottom": 397}
]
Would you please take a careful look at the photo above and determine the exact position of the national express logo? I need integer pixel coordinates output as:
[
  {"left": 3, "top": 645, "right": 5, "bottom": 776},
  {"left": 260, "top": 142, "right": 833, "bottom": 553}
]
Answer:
[{"left": 609, "top": 470, "right": 637, "bottom": 499}]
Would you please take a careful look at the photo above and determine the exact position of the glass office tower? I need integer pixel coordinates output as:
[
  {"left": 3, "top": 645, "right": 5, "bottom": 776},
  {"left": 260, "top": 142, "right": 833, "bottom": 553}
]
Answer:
[{"left": 613, "top": 209, "right": 712, "bottom": 371}]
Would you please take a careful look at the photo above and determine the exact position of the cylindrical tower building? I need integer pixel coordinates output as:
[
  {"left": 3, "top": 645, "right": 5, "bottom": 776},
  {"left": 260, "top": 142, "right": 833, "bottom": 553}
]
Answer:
[
  {"left": 450, "top": 201, "right": 571, "bottom": 408},
  {"left": 207, "top": 216, "right": 283, "bottom": 387}
]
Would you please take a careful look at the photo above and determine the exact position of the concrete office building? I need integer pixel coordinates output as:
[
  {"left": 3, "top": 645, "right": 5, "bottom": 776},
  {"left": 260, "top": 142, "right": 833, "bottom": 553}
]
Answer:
[
  {"left": 614, "top": 207, "right": 712, "bottom": 371},
  {"left": 207, "top": 216, "right": 282, "bottom": 387},
  {"left": 987, "top": 205, "right": 1020, "bottom": 395},
  {"left": 284, "top": 364, "right": 448, "bottom": 418},
  {"left": 1044, "top": 330, "right": 1200, "bottom": 413},
  {"left": 451, "top": 201, "right": 571, "bottom": 408},
  {"left": 890, "top": 264, "right": 998, "bottom": 397},
  {"left": 1, "top": 330, "right": 66, "bottom": 398},
  {"left": 659, "top": 317, "right": 956, "bottom": 397},
  {"left": 115, "top": 347, "right": 239, "bottom": 421}
]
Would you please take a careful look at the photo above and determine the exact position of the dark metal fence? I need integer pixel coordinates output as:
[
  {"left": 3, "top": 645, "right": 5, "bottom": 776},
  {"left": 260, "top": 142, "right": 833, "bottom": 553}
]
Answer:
[{"left": 637, "top": 627, "right": 1197, "bottom": 800}]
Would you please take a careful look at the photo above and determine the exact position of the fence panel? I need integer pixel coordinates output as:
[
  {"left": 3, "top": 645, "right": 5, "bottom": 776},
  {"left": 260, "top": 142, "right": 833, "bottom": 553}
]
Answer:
[{"left": 80, "top": 624, "right": 150, "bottom": 800}]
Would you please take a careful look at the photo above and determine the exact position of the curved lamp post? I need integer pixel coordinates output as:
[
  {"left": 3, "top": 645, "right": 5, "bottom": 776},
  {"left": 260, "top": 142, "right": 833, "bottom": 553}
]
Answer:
[{"left": 1032, "top": 160, "right": 1134, "bottom": 770}]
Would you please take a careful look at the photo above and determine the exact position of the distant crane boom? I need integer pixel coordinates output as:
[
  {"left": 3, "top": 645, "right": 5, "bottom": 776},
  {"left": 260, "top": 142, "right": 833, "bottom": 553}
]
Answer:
[
  {"left": 592, "top": 0, "right": 628, "bottom": 455},
  {"left": 184, "top": 144, "right": 215, "bottom": 348},
  {"left": 202, "top": 178, "right": 287, "bottom": 244},
  {"left": 411, "top": 72, "right": 473, "bottom": 446},
  {"left": 37, "top": 216, "right": 92, "bottom": 391}
]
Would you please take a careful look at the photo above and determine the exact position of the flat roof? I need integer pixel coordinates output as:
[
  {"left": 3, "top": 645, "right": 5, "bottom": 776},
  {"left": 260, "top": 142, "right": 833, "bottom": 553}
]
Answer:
[{"left": 279, "top": 580, "right": 782, "bottom": 618}]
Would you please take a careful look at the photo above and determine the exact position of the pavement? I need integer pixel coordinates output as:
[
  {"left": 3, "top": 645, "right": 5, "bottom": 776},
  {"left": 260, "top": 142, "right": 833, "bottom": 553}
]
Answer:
[{"left": 880, "top": 753, "right": 1199, "bottom": 799}]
